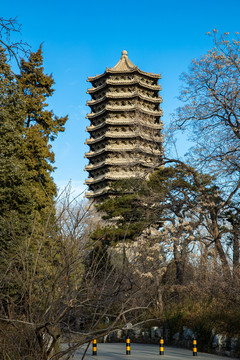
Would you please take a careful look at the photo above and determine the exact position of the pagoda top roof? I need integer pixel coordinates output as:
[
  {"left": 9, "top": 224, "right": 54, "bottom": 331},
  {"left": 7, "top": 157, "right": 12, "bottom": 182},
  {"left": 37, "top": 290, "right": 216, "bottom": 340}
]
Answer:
[
  {"left": 87, "top": 50, "right": 161, "bottom": 81},
  {"left": 111, "top": 50, "right": 136, "bottom": 71}
]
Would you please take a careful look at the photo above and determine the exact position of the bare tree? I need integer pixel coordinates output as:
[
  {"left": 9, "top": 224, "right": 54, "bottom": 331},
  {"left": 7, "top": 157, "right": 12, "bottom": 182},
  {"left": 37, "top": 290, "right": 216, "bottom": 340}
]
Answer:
[
  {"left": 172, "top": 30, "right": 240, "bottom": 183},
  {"left": 0, "top": 186, "right": 152, "bottom": 359},
  {"left": 166, "top": 30, "right": 240, "bottom": 284},
  {"left": 0, "top": 17, "right": 30, "bottom": 66}
]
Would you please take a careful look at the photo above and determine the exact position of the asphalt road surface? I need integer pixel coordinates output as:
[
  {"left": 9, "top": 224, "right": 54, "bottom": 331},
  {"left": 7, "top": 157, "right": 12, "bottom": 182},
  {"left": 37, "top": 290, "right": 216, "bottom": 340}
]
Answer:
[{"left": 68, "top": 343, "right": 236, "bottom": 359}]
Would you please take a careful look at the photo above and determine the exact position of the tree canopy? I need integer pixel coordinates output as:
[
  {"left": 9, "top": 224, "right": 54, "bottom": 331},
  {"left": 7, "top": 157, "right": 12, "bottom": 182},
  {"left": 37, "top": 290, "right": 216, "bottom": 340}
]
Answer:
[
  {"left": 0, "top": 46, "right": 32, "bottom": 252},
  {"left": 173, "top": 31, "right": 240, "bottom": 181}
]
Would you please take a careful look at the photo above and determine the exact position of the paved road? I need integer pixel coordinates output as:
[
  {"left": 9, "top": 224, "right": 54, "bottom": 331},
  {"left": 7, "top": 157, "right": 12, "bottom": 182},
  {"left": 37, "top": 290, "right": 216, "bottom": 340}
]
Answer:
[{"left": 69, "top": 343, "right": 236, "bottom": 359}]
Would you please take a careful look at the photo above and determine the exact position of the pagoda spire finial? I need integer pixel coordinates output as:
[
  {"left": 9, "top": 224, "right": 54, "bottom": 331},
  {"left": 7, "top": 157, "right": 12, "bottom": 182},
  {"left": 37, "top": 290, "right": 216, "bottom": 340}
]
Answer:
[{"left": 111, "top": 50, "right": 136, "bottom": 71}]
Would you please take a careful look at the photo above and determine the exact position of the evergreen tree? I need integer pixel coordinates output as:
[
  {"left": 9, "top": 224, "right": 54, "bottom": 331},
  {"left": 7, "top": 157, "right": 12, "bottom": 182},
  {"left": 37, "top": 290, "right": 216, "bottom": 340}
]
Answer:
[
  {"left": 17, "top": 45, "right": 68, "bottom": 221},
  {"left": 95, "top": 164, "right": 235, "bottom": 281},
  {"left": 0, "top": 45, "right": 69, "bottom": 316},
  {"left": 0, "top": 45, "right": 68, "bottom": 254},
  {"left": 0, "top": 46, "right": 32, "bottom": 252}
]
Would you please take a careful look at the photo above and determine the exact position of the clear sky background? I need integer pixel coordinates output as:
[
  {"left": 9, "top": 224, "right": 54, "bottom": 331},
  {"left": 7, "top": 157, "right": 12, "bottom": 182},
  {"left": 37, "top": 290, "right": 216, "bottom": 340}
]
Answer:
[{"left": 2, "top": 0, "right": 240, "bottom": 197}]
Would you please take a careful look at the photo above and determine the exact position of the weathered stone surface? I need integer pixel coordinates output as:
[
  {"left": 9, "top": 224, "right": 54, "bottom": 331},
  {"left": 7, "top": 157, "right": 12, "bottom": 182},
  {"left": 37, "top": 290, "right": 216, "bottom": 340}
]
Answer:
[
  {"left": 132, "top": 326, "right": 142, "bottom": 339},
  {"left": 150, "top": 326, "right": 158, "bottom": 338},
  {"left": 223, "top": 350, "right": 231, "bottom": 357},
  {"left": 155, "top": 327, "right": 163, "bottom": 337},
  {"left": 164, "top": 327, "right": 170, "bottom": 341},
  {"left": 182, "top": 327, "right": 195, "bottom": 340},
  {"left": 173, "top": 332, "right": 180, "bottom": 341},
  {"left": 212, "top": 334, "right": 227, "bottom": 348},
  {"left": 108, "top": 329, "right": 123, "bottom": 342},
  {"left": 142, "top": 329, "right": 150, "bottom": 339},
  {"left": 231, "top": 337, "right": 239, "bottom": 351}
]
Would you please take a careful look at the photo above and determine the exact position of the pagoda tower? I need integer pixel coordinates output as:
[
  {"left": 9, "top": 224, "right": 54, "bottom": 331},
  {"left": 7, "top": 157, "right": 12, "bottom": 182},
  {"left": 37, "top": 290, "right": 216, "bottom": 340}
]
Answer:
[{"left": 84, "top": 50, "right": 163, "bottom": 200}]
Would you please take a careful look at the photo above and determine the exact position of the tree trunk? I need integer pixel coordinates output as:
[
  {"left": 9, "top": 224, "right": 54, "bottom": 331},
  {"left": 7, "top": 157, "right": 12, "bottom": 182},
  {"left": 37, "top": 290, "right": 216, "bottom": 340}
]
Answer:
[
  {"left": 155, "top": 275, "right": 164, "bottom": 315},
  {"left": 233, "top": 221, "right": 240, "bottom": 279},
  {"left": 215, "top": 237, "right": 232, "bottom": 279},
  {"left": 210, "top": 211, "right": 232, "bottom": 279},
  {"left": 200, "top": 243, "right": 208, "bottom": 282},
  {"left": 173, "top": 240, "right": 185, "bottom": 285}
]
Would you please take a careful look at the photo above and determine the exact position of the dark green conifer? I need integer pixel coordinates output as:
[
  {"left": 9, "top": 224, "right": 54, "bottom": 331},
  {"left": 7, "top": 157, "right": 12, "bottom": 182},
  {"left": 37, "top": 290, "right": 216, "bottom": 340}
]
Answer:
[
  {"left": 17, "top": 45, "right": 68, "bottom": 221},
  {"left": 0, "top": 46, "right": 32, "bottom": 252}
]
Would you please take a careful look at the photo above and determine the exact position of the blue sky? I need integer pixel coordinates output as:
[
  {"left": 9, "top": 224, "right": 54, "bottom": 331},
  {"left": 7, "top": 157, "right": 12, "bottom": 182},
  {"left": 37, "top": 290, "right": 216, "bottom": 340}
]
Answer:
[{"left": 2, "top": 0, "right": 240, "bottom": 196}]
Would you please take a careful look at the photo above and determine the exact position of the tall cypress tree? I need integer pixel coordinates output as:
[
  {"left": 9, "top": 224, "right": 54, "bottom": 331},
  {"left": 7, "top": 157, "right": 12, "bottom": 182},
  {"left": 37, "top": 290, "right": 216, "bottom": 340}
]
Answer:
[
  {"left": 0, "top": 43, "right": 70, "bottom": 357},
  {"left": 0, "top": 44, "right": 68, "bottom": 259},
  {"left": 17, "top": 45, "right": 68, "bottom": 222},
  {"left": 0, "top": 46, "right": 33, "bottom": 252}
]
